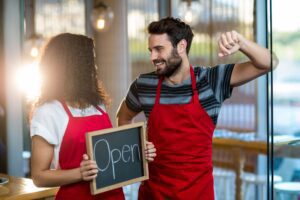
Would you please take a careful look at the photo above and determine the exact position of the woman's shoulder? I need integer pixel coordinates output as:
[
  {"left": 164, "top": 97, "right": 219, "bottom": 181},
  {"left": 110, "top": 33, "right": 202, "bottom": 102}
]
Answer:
[
  {"left": 33, "top": 100, "right": 65, "bottom": 119},
  {"left": 35, "top": 100, "right": 62, "bottom": 112}
]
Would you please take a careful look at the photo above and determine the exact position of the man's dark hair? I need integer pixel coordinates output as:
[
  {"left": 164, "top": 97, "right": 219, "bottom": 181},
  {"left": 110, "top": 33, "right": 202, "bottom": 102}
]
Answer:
[{"left": 148, "top": 17, "right": 194, "bottom": 54}]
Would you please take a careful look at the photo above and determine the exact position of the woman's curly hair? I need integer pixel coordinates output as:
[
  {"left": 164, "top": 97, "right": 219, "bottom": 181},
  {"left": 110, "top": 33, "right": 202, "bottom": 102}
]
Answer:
[{"left": 35, "top": 33, "right": 109, "bottom": 108}]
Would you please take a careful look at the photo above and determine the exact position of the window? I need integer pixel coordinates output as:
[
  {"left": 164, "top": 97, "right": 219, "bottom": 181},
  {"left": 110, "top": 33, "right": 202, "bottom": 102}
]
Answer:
[
  {"left": 172, "top": 0, "right": 256, "bottom": 133},
  {"left": 127, "top": 0, "right": 158, "bottom": 81}
]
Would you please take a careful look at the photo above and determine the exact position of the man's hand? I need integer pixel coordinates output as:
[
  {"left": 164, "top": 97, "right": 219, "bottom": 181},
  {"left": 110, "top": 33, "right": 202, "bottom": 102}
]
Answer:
[
  {"left": 145, "top": 141, "right": 156, "bottom": 162},
  {"left": 218, "top": 30, "right": 244, "bottom": 57}
]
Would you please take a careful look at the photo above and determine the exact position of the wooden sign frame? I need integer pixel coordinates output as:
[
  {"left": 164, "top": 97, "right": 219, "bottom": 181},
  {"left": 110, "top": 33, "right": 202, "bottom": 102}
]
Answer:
[{"left": 86, "top": 122, "right": 149, "bottom": 195}]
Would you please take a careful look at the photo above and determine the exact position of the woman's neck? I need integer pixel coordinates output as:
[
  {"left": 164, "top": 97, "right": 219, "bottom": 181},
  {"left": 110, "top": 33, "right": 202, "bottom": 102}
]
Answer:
[{"left": 67, "top": 101, "right": 90, "bottom": 109}]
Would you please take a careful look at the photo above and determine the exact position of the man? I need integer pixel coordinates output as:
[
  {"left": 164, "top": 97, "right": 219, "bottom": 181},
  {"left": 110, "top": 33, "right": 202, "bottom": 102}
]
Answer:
[{"left": 117, "top": 17, "right": 277, "bottom": 200}]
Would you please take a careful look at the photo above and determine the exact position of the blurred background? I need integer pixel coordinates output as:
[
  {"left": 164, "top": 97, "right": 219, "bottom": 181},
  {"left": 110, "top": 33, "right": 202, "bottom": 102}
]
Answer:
[{"left": 0, "top": 0, "right": 299, "bottom": 199}]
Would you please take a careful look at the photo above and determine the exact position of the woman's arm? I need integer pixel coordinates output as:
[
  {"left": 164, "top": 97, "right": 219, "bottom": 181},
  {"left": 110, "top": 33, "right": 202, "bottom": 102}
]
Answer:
[{"left": 31, "top": 135, "right": 98, "bottom": 187}]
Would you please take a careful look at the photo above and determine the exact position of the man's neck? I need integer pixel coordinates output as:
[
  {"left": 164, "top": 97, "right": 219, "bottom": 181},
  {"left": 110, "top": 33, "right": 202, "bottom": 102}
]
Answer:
[{"left": 165, "top": 61, "right": 190, "bottom": 85}]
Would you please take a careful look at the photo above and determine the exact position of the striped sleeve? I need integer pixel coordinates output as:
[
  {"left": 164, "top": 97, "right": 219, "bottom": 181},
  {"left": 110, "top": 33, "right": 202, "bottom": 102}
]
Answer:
[
  {"left": 125, "top": 79, "right": 142, "bottom": 113},
  {"left": 207, "top": 63, "right": 234, "bottom": 103}
]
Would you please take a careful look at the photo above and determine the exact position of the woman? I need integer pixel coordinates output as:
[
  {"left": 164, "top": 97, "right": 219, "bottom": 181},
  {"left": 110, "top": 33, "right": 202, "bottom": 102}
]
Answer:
[{"left": 30, "top": 33, "right": 156, "bottom": 200}]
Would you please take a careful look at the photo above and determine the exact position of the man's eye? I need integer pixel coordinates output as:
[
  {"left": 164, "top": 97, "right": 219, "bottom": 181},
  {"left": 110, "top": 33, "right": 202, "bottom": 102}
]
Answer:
[{"left": 156, "top": 48, "right": 162, "bottom": 52}]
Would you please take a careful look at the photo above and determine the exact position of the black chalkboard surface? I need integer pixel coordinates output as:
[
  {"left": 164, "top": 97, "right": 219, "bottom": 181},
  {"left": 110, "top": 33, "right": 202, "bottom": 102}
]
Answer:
[{"left": 86, "top": 122, "right": 149, "bottom": 195}]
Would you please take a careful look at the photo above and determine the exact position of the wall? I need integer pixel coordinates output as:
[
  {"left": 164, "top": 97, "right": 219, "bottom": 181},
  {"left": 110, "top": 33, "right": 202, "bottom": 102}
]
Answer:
[
  {"left": 94, "top": 0, "right": 130, "bottom": 127},
  {"left": 0, "top": 0, "right": 7, "bottom": 173},
  {"left": 3, "top": 0, "right": 24, "bottom": 176}
]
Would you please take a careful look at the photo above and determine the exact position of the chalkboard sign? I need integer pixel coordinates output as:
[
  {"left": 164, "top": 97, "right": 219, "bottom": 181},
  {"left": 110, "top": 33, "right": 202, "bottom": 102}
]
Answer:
[{"left": 85, "top": 122, "right": 149, "bottom": 195}]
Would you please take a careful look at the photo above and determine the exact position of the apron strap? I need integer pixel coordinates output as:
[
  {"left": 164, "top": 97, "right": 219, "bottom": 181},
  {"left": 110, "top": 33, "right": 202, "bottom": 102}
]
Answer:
[
  {"left": 154, "top": 77, "right": 164, "bottom": 105},
  {"left": 95, "top": 105, "right": 106, "bottom": 115},
  {"left": 190, "top": 66, "right": 200, "bottom": 103},
  {"left": 60, "top": 101, "right": 73, "bottom": 118},
  {"left": 155, "top": 66, "right": 199, "bottom": 105}
]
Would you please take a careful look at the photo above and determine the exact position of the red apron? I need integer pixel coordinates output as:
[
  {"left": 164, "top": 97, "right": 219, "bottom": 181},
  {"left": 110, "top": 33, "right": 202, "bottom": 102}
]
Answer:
[
  {"left": 139, "top": 67, "right": 215, "bottom": 200},
  {"left": 55, "top": 102, "right": 124, "bottom": 200}
]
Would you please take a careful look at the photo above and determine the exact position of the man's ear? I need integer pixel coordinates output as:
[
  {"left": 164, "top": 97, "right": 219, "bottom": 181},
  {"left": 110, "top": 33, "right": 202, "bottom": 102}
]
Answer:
[{"left": 177, "top": 39, "right": 187, "bottom": 54}]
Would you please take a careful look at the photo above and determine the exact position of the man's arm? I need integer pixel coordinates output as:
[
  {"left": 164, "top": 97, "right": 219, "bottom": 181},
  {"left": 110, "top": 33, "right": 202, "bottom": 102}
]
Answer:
[
  {"left": 116, "top": 100, "right": 139, "bottom": 126},
  {"left": 116, "top": 100, "right": 157, "bottom": 161},
  {"left": 218, "top": 30, "right": 279, "bottom": 87}
]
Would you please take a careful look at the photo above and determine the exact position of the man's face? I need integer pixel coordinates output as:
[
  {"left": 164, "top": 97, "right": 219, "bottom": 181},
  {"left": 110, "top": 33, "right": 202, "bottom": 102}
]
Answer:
[{"left": 148, "top": 34, "right": 182, "bottom": 77}]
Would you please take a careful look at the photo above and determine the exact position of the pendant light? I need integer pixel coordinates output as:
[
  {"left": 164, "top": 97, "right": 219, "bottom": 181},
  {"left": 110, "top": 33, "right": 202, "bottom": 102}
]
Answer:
[
  {"left": 91, "top": 1, "right": 114, "bottom": 32},
  {"left": 24, "top": 0, "right": 44, "bottom": 60},
  {"left": 178, "top": 0, "right": 202, "bottom": 27}
]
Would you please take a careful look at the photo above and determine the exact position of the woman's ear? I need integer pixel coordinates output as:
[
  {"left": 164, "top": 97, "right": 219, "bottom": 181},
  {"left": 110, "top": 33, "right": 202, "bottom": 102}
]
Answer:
[{"left": 177, "top": 39, "right": 188, "bottom": 54}]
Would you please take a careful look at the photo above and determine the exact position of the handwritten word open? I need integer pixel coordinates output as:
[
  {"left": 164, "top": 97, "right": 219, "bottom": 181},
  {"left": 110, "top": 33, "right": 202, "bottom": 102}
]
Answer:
[{"left": 93, "top": 138, "right": 141, "bottom": 179}]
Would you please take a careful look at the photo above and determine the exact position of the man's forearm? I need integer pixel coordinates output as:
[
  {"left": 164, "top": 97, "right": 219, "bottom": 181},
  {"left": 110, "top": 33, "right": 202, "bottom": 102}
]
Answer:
[
  {"left": 240, "top": 38, "right": 278, "bottom": 70},
  {"left": 116, "top": 100, "right": 138, "bottom": 126},
  {"left": 117, "top": 117, "right": 133, "bottom": 126}
]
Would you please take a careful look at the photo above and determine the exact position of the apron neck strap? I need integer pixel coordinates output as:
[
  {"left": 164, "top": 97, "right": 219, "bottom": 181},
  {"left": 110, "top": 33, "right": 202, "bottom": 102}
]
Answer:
[
  {"left": 95, "top": 105, "right": 105, "bottom": 115},
  {"left": 155, "top": 65, "right": 198, "bottom": 105},
  {"left": 60, "top": 101, "right": 73, "bottom": 117},
  {"left": 190, "top": 66, "right": 199, "bottom": 102},
  {"left": 155, "top": 77, "right": 164, "bottom": 105}
]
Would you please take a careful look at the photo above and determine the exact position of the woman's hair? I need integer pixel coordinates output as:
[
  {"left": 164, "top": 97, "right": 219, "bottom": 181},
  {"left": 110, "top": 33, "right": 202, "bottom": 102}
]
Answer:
[
  {"left": 35, "top": 33, "right": 109, "bottom": 108},
  {"left": 148, "top": 17, "right": 194, "bottom": 54}
]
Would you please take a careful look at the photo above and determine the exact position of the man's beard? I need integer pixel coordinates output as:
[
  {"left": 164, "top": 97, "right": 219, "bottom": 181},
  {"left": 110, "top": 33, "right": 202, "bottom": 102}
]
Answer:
[{"left": 153, "top": 48, "right": 182, "bottom": 77}]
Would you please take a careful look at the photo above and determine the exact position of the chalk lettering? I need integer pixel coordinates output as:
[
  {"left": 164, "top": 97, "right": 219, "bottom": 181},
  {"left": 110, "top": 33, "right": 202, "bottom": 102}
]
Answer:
[
  {"left": 94, "top": 139, "right": 110, "bottom": 172},
  {"left": 93, "top": 138, "right": 141, "bottom": 180},
  {"left": 122, "top": 145, "right": 131, "bottom": 162},
  {"left": 131, "top": 144, "right": 141, "bottom": 162}
]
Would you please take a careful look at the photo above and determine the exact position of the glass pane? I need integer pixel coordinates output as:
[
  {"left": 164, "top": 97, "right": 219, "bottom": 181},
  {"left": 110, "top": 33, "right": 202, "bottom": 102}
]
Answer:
[
  {"left": 272, "top": 0, "right": 300, "bottom": 199},
  {"left": 173, "top": 0, "right": 257, "bottom": 134},
  {"left": 35, "top": 0, "right": 86, "bottom": 38},
  {"left": 172, "top": 1, "right": 264, "bottom": 199},
  {"left": 127, "top": 0, "right": 158, "bottom": 81}
]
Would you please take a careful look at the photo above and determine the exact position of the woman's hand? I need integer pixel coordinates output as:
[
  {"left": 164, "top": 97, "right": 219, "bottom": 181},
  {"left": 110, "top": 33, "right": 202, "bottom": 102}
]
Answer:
[
  {"left": 145, "top": 141, "right": 156, "bottom": 162},
  {"left": 79, "top": 154, "right": 98, "bottom": 181}
]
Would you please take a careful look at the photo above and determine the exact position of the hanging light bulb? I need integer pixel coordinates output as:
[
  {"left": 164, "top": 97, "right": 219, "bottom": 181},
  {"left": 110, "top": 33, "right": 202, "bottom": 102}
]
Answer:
[
  {"left": 178, "top": 0, "right": 203, "bottom": 27},
  {"left": 91, "top": 2, "right": 114, "bottom": 32},
  {"left": 30, "top": 47, "right": 39, "bottom": 58},
  {"left": 184, "top": 9, "right": 193, "bottom": 24},
  {"left": 23, "top": 0, "right": 44, "bottom": 60},
  {"left": 24, "top": 33, "right": 44, "bottom": 59}
]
